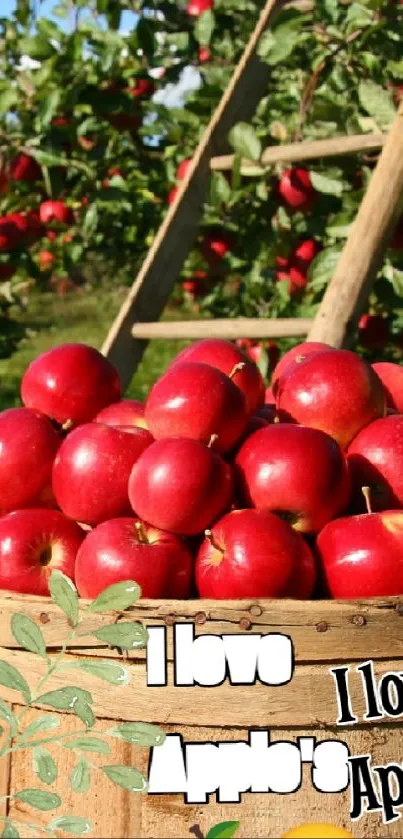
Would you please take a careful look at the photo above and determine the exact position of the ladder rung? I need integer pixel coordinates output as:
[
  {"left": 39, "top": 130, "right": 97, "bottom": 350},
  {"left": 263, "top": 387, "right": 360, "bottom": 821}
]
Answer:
[
  {"left": 132, "top": 318, "right": 313, "bottom": 340},
  {"left": 210, "top": 133, "right": 386, "bottom": 172}
]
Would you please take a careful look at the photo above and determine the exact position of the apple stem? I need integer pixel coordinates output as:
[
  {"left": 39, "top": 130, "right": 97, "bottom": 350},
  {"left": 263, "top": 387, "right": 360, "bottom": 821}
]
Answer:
[
  {"left": 362, "top": 486, "right": 373, "bottom": 514},
  {"left": 229, "top": 362, "right": 245, "bottom": 380},
  {"left": 208, "top": 433, "right": 219, "bottom": 449},
  {"left": 205, "top": 529, "right": 224, "bottom": 554},
  {"left": 62, "top": 419, "right": 74, "bottom": 433},
  {"left": 273, "top": 413, "right": 280, "bottom": 424},
  {"left": 134, "top": 521, "right": 149, "bottom": 544}
]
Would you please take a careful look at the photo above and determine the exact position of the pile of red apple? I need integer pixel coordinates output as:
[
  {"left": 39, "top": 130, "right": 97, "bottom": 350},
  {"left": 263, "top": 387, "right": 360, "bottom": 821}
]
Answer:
[{"left": 1, "top": 338, "right": 403, "bottom": 602}]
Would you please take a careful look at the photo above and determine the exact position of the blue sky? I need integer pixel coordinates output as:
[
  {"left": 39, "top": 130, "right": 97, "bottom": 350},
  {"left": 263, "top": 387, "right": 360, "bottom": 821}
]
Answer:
[{"left": 2, "top": 0, "right": 139, "bottom": 30}]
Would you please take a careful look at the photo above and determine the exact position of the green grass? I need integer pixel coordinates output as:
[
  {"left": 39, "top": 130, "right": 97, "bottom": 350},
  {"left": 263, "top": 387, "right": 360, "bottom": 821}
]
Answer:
[{"left": 0, "top": 286, "right": 193, "bottom": 410}]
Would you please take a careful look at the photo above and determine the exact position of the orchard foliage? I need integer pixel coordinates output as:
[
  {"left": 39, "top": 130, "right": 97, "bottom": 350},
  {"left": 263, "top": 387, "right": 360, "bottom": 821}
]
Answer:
[{"left": 0, "top": 0, "right": 402, "bottom": 366}]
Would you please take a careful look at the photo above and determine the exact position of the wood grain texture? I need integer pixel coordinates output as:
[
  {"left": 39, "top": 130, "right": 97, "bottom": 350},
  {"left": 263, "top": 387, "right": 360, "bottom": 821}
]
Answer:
[
  {"left": 1, "top": 593, "right": 403, "bottom": 663},
  {"left": 210, "top": 132, "right": 386, "bottom": 171},
  {"left": 6, "top": 717, "right": 403, "bottom": 838},
  {"left": 131, "top": 318, "right": 313, "bottom": 340},
  {"left": 0, "top": 648, "right": 403, "bottom": 728},
  {"left": 101, "top": 0, "right": 281, "bottom": 390},
  {"left": 308, "top": 102, "right": 403, "bottom": 346}
]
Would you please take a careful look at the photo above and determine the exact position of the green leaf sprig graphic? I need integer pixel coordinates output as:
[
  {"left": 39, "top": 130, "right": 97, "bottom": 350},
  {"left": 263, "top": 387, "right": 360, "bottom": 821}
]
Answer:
[{"left": 0, "top": 573, "right": 165, "bottom": 838}]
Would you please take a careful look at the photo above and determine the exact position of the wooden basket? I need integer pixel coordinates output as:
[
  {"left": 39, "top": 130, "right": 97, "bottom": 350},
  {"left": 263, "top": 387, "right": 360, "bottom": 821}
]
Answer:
[{"left": 1, "top": 593, "right": 403, "bottom": 837}]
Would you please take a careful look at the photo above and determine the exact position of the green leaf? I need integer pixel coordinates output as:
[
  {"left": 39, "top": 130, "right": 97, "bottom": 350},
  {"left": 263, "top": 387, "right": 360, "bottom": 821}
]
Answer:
[
  {"left": 18, "top": 714, "right": 59, "bottom": 742},
  {"left": 11, "top": 614, "right": 47, "bottom": 660},
  {"left": 15, "top": 789, "right": 61, "bottom": 811},
  {"left": 92, "top": 622, "right": 148, "bottom": 650},
  {"left": 87, "top": 580, "right": 140, "bottom": 613},
  {"left": 70, "top": 758, "right": 91, "bottom": 794},
  {"left": 67, "top": 660, "right": 130, "bottom": 686},
  {"left": 49, "top": 570, "right": 79, "bottom": 627},
  {"left": 310, "top": 247, "right": 342, "bottom": 290},
  {"left": 82, "top": 203, "right": 98, "bottom": 238},
  {"left": 18, "top": 35, "right": 56, "bottom": 60},
  {"left": 73, "top": 698, "right": 95, "bottom": 729},
  {"left": 107, "top": 722, "right": 165, "bottom": 747},
  {"left": 33, "top": 747, "right": 58, "bottom": 786},
  {"left": 36, "top": 686, "right": 92, "bottom": 711},
  {"left": 101, "top": 765, "right": 147, "bottom": 792},
  {"left": 0, "top": 660, "right": 31, "bottom": 704},
  {"left": 228, "top": 122, "right": 261, "bottom": 162},
  {"left": 1, "top": 824, "right": 20, "bottom": 838},
  {"left": 310, "top": 171, "right": 345, "bottom": 196},
  {"left": 47, "top": 816, "right": 93, "bottom": 835},
  {"left": 63, "top": 736, "right": 111, "bottom": 755},
  {"left": 258, "top": 24, "right": 301, "bottom": 64},
  {"left": 0, "top": 699, "right": 18, "bottom": 737},
  {"left": 37, "top": 89, "right": 62, "bottom": 129},
  {"left": 194, "top": 10, "right": 215, "bottom": 46},
  {"left": 209, "top": 172, "right": 231, "bottom": 207},
  {"left": 0, "top": 89, "right": 19, "bottom": 116},
  {"left": 206, "top": 822, "right": 240, "bottom": 839},
  {"left": 358, "top": 81, "right": 396, "bottom": 129},
  {"left": 29, "top": 149, "right": 68, "bottom": 169}
]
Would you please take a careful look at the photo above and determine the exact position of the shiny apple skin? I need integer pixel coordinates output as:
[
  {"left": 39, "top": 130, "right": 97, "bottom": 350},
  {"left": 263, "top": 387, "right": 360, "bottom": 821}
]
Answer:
[
  {"left": 0, "top": 508, "right": 84, "bottom": 595},
  {"left": 95, "top": 399, "right": 147, "bottom": 429},
  {"left": 347, "top": 414, "right": 403, "bottom": 511},
  {"left": 128, "top": 437, "right": 233, "bottom": 536},
  {"left": 146, "top": 362, "right": 247, "bottom": 454},
  {"left": 21, "top": 343, "right": 122, "bottom": 426},
  {"left": 0, "top": 407, "right": 61, "bottom": 514},
  {"left": 372, "top": 362, "right": 403, "bottom": 413},
  {"left": 317, "top": 510, "right": 403, "bottom": 598},
  {"left": 271, "top": 341, "right": 333, "bottom": 386},
  {"left": 169, "top": 338, "right": 265, "bottom": 415},
  {"left": 75, "top": 517, "right": 192, "bottom": 599},
  {"left": 236, "top": 424, "right": 350, "bottom": 533},
  {"left": 52, "top": 423, "right": 153, "bottom": 526},
  {"left": 196, "top": 509, "right": 306, "bottom": 598},
  {"left": 275, "top": 349, "right": 386, "bottom": 449}
]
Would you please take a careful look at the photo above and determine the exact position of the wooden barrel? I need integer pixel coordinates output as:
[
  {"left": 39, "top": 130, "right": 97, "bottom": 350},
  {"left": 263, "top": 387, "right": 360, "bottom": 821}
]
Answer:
[{"left": 1, "top": 592, "right": 402, "bottom": 838}]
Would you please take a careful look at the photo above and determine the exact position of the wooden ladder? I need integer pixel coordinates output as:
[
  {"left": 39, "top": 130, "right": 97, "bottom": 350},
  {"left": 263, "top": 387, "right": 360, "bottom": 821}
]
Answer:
[{"left": 102, "top": 0, "right": 403, "bottom": 390}]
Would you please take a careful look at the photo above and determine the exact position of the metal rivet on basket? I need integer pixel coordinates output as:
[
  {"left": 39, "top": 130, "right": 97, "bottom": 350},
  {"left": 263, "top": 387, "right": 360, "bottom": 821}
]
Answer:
[
  {"left": 195, "top": 611, "right": 207, "bottom": 625},
  {"left": 164, "top": 614, "right": 175, "bottom": 626},
  {"left": 316, "top": 621, "right": 328, "bottom": 633},
  {"left": 239, "top": 617, "right": 252, "bottom": 631},
  {"left": 352, "top": 614, "right": 366, "bottom": 626},
  {"left": 39, "top": 612, "right": 50, "bottom": 625},
  {"left": 249, "top": 604, "right": 262, "bottom": 617}
]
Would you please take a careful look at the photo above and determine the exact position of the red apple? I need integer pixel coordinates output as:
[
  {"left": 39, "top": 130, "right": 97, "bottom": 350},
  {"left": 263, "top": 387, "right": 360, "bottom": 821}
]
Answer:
[
  {"left": 278, "top": 168, "right": 316, "bottom": 211},
  {"left": 145, "top": 362, "right": 247, "bottom": 453},
  {"left": 347, "top": 414, "right": 403, "bottom": 510},
  {"left": 265, "top": 385, "right": 275, "bottom": 403},
  {"left": 272, "top": 341, "right": 333, "bottom": 386},
  {"left": 46, "top": 230, "right": 57, "bottom": 242},
  {"left": 0, "top": 509, "right": 84, "bottom": 596},
  {"left": 169, "top": 338, "right": 265, "bottom": 415},
  {"left": 75, "top": 517, "right": 191, "bottom": 599},
  {"left": 186, "top": 0, "right": 213, "bottom": 15},
  {"left": 0, "top": 169, "right": 8, "bottom": 194},
  {"left": 281, "top": 539, "right": 316, "bottom": 599},
  {"left": 200, "top": 230, "right": 232, "bottom": 264},
  {"left": 176, "top": 158, "right": 192, "bottom": 181},
  {"left": 10, "top": 154, "right": 41, "bottom": 183},
  {"left": 52, "top": 423, "right": 153, "bottom": 527},
  {"left": 168, "top": 187, "right": 180, "bottom": 205},
  {"left": 21, "top": 343, "right": 122, "bottom": 427},
  {"left": 39, "top": 200, "right": 74, "bottom": 225},
  {"left": 236, "top": 424, "right": 350, "bottom": 533},
  {"left": 372, "top": 362, "right": 403, "bottom": 413},
  {"left": 275, "top": 349, "right": 386, "bottom": 449},
  {"left": 0, "top": 216, "right": 22, "bottom": 251},
  {"left": 129, "top": 78, "right": 155, "bottom": 98},
  {"left": 0, "top": 408, "right": 60, "bottom": 515},
  {"left": 195, "top": 508, "right": 307, "bottom": 598},
  {"left": 95, "top": 399, "right": 147, "bottom": 429},
  {"left": 292, "top": 239, "right": 320, "bottom": 264},
  {"left": 358, "top": 314, "right": 390, "bottom": 350},
  {"left": 198, "top": 46, "right": 211, "bottom": 62},
  {"left": 128, "top": 437, "right": 233, "bottom": 536},
  {"left": 39, "top": 250, "right": 55, "bottom": 270},
  {"left": 317, "top": 510, "right": 403, "bottom": 598}
]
